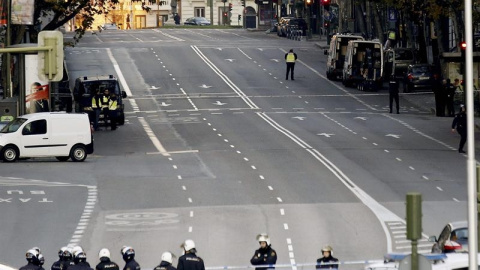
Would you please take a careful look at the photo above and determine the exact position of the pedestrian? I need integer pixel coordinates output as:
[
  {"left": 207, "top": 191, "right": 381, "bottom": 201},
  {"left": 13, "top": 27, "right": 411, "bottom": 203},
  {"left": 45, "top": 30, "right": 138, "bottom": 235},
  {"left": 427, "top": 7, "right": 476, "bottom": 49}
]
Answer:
[
  {"left": 174, "top": 14, "right": 181, "bottom": 25},
  {"left": 67, "top": 252, "right": 93, "bottom": 270},
  {"left": 96, "top": 249, "right": 119, "bottom": 270},
  {"left": 316, "top": 245, "right": 339, "bottom": 269},
  {"left": 154, "top": 252, "right": 177, "bottom": 270},
  {"left": 445, "top": 79, "right": 455, "bottom": 117},
  {"left": 100, "top": 89, "right": 111, "bottom": 128},
  {"left": 451, "top": 104, "right": 467, "bottom": 153},
  {"left": 285, "top": 49, "right": 297, "bottom": 80},
  {"left": 20, "top": 249, "right": 42, "bottom": 270},
  {"left": 177, "top": 240, "right": 204, "bottom": 270},
  {"left": 433, "top": 77, "right": 445, "bottom": 117},
  {"left": 126, "top": 15, "right": 131, "bottom": 29},
  {"left": 52, "top": 247, "right": 72, "bottom": 270},
  {"left": 91, "top": 90, "right": 102, "bottom": 131},
  {"left": 121, "top": 246, "right": 140, "bottom": 270},
  {"left": 108, "top": 94, "right": 118, "bottom": 130},
  {"left": 250, "top": 234, "right": 277, "bottom": 270},
  {"left": 389, "top": 75, "right": 400, "bottom": 114}
]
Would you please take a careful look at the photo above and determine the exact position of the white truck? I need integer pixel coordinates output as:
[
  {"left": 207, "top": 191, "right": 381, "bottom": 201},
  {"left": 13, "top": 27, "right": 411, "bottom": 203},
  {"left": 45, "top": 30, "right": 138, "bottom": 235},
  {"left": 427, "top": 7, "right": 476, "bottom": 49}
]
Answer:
[
  {"left": 324, "top": 34, "right": 364, "bottom": 80},
  {"left": 342, "top": 40, "right": 383, "bottom": 91}
]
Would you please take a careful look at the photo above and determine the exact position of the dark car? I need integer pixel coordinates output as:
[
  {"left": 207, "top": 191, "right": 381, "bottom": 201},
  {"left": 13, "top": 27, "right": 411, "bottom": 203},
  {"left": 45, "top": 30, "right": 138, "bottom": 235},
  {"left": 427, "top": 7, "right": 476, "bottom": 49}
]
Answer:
[
  {"left": 403, "top": 64, "right": 435, "bottom": 92},
  {"left": 429, "top": 221, "right": 468, "bottom": 253},
  {"left": 184, "top": 17, "right": 211, "bottom": 26},
  {"left": 285, "top": 18, "right": 307, "bottom": 37}
]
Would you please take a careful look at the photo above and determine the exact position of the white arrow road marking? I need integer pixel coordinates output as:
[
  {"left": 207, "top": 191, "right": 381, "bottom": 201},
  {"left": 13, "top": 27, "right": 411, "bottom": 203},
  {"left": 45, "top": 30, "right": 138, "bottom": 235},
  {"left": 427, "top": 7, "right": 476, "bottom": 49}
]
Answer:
[
  {"left": 160, "top": 102, "right": 171, "bottom": 107},
  {"left": 225, "top": 59, "right": 235, "bottom": 62},
  {"left": 199, "top": 84, "right": 212, "bottom": 88},
  {"left": 149, "top": 86, "right": 160, "bottom": 90},
  {"left": 270, "top": 59, "right": 279, "bottom": 62},
  {"left": 317, "top": 133, "right": 335, "bottom": 138},
  {"left": 292, "top": 116, "right": 306, "bottom": 120},
  {"left": 213, "top": 101, "right": 227, "bottom": 106},
  {"left": 386, "top": 134, "right": 401, "bottom": 139},
  {"left": 355, "top": 117, "right": 367, "bottom": 120}
]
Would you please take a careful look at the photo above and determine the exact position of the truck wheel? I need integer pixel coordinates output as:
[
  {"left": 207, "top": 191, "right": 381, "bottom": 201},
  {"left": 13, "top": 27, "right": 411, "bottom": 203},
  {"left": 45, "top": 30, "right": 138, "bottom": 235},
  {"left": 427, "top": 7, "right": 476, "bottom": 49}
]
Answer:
[
  {"left": 56, "top": 156, "right": 69, "bottom": 162},
  {"left": 70, "top": 145, "right": 87, "bottom": 162},
  {"left": 2, "top": 145, "right": 18, "bottom": 162}
]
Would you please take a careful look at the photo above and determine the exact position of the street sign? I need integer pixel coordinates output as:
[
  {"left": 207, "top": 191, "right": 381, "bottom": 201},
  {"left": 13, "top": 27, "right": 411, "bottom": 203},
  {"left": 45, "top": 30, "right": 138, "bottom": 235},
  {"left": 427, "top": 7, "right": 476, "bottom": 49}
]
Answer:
[{"left": 388, "top": 8, "right": 397, "bottom": 21}]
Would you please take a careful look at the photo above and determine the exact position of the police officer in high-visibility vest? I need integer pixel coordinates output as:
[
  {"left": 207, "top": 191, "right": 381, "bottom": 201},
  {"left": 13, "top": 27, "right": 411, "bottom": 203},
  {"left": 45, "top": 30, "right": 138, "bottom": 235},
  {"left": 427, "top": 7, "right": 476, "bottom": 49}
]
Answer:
[
  {"left": 285, "top": 49, "right": 297, "bottom": 80},
  {"left": 109, "top": 94, "right": 118, "bottom": 130},
  {"left": 100, "top": 89, "right": 111, "bottom": 127},
  {"left": 91, "top": 90, "right": 102, "bottom": 131}
]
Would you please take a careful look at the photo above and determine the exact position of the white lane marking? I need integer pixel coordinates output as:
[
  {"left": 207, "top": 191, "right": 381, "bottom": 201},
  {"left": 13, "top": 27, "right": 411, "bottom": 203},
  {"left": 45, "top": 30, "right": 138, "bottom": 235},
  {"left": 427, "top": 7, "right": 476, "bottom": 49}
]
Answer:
[
  {"left": 237, "top": 151, "right": 241, "bottom": 154},
  {"left": 409, "top": 166, "right": 415, "bottom": 170},
  {"left": 259, "top": 175, "right": 265, "bottom": 179},
  {"left": 280, "top": 209, "right": 285, "bottom": 215},
  {"left": 453, "top": 198, "right": 460, "bottom": 202},
  {"left": 173, "top": 165, "right": 178, "bottom": 169},
  {"left": 277, "top": 197, "right": 283, "bottom": 202},
  {"left": 68, "top": 185, "right": 97, "bottom": 247},
  {"left": 182, "top": 186, "right": 186, "bottom": 190},
  {"left": 224, "top": 139, "right": 229, "bottom": 142},
  {"left": 268, "top": 186, "right": 273, "bottom": 190},
  {"left": 437, "top": 186, "right": 443, "bottom": 191},
  {"left": 191, "top": 46, "right": 259, "bottom": 109},
  {"left": 190, "top": 211, "right": 194, "bottom": 217},
  {"left": 153, "top": 29, "right": 185, "bottom": 41},
  {"left": 284, "top": 223, "right": 289, "bottom": 230},
  {"left": 230, "top": 145, "right": 235, "bottom": 148},
  {"left": 251, "top": 166, "right": 257, "bottom": 170},
  {"left": 396, "top": 158, "right": 402, "bottom": 161},
  {"left": 257, "top": 112, "right": 403, "bottom": 253},
  {"left": 189, "top": 226, "right": 193, "bottom": 232},
  {"left": 178, "top": 175, "right": 183, "bottom": 180},
  {"left": 422, "top": 176, "right": 429, "bottom": 180},
  {"left": 384, "top": 150, "right": 390, "bottom": 153},
  {"left": 244, "top": 158, "right": 249, "bottom": 161},
  {"left": 179, "top": 88, "right": 198, "bottom": 111},
  {"left": 138, "top": 117, "right": 170, "bottom": 156},
  {"left": 188, "top": 198, "right": 193, "bottom": 203}
]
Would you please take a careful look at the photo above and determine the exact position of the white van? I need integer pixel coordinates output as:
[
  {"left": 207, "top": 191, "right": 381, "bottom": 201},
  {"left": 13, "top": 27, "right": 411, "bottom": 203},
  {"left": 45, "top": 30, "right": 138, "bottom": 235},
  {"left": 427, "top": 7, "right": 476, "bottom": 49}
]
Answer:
[
  {"left": 324, "top": 33, "right": 364, "bottom": 80},
  {"left": 0, "top": 112, "right": 93, "bottom": 162}
]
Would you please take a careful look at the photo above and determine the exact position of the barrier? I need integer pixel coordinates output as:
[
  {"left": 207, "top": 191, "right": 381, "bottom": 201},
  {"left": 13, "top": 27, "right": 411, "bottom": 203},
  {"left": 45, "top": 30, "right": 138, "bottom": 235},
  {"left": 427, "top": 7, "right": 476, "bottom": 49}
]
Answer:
[{"left": 203, "top": 260, "right": 385, "bottom": 270}]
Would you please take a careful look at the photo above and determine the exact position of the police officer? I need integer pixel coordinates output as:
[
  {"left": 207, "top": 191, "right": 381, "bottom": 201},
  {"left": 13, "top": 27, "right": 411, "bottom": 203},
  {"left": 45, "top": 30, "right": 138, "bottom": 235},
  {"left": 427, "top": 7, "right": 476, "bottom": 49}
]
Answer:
[
  {"left": 285, "top": 49, "right": 297, "bottom": 80},
  {"left": 389, "top": 75, "right": 400, "bottom": 114},
  {"left": 52, "top": 247, "right": 70, "bottom": 270},
  {"left": 20, "top": 249, "right": 42, "bottom": 270},
  {"left": 108, "top": 94, "right": 118, "bottom": 130},
  {"left": 67, "top": 251, "right": 93, "bottom": 270},
  {"left": 100, "top": 89, "right": 111, "bottom": 128},
  {"left": 96, "top": 249, "right": 120, "bottom": 270},
  {"left": 38, "top": 254, "right": 46, "bottom": 270},
  {"left": 121, "top": 246, "right": 140, "bottom": 270},
  {"left": 452, "top": 104, "right": 467, "bottom": 153},
  {"left": 316, "top": 245, "right": 339, "bottom": 269},
  {"left": 154, "top": 252, "right": 176, "bottom": 270},
  {"left": 177, "top": 240, "right": 205, "bottom": 270},
  {"left": 91, "top": 90, "right": 102, "bottom": 131},
  {"left": 250, "top": 234, "right": 277, "bottom": 270}
]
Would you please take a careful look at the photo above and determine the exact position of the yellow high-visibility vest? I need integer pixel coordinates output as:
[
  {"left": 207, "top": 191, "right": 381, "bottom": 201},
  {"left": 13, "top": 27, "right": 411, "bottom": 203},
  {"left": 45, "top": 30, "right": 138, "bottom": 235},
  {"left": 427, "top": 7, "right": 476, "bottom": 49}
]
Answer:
[
  {"left": 109, "top": 100, "right": 118, "bottom": 110},
  {"left": 92, "top": 97, "right": 99, "bottom": 108},
  {"left": 286, "top": 53, "right": 296, "bottom": 63},
  {"left": 101, "top": 95, "right": 110, "bottom": 108},
  {"left": 388, "top": 31, "right": 396, "bottom": 40}
]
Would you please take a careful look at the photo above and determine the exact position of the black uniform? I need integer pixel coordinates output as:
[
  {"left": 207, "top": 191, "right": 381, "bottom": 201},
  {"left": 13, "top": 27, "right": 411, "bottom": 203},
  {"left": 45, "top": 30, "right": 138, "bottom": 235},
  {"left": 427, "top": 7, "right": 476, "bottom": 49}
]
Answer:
[
  {"left": 67, "top": 262, "right": 93, "bottom": 270},
  {"left": 250, "top": 246, "right": 277, "bottom": 270},
  {"left": 445, "top": 80, "right": 456, "bottom": 116},
  {"left": 177, "top": 253, "right": 205, "bottom": 270},
  {"left": 452, "top": 109, "right": 467, "bottom": 153},
  {"left": 316, "top": 255, "right": 339, "bottom": 269},
  {"left": 96, "top": 258, "right": 120, "bottom": 270},
  {"left": 389, "top": 77, "right": 400, "bottom": 114},
  {"left": 52, "top": 259, "right": 73, "bottom": 270},
  {"left": 433, "top": 79, "right": 445, "bottom": 117},
  {"left": 123, "top": 259, "right": 140, "bottom": 270},
  {"left": 20, "top": 262, "right": 42, "bottom": 270},
  {"left": 154, "top": 261, "right": 177, "bottom": 270}
]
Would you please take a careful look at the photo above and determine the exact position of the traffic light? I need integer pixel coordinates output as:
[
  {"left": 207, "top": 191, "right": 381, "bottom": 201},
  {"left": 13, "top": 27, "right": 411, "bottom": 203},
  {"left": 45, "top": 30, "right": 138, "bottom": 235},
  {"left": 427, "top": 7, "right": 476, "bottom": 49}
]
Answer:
[
  {"left": 223, "top": 12, "right": 228, "bottom": 17},
  {"left": 37, "top": 31, "right": 64, "bottom": 82},
  {"left": 321, "top": 0, "right": 330, "bottom": 10},
  {"left": 306, "top": 0, "right": 312, "bottom": 5},
  {"left": 460, "top": 41, "right": 466, "bottom": 75},
  {"left": 229, "top": 3, "right": 232, "bottom": 11},
  {"left": 324, "top": 22, "right": 329, "bottom": 28}
]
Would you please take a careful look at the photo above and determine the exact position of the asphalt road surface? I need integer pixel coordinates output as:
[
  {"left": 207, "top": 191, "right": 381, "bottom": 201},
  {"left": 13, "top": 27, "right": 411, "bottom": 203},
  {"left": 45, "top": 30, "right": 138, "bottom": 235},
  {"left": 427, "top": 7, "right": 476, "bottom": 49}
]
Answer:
[{"left": 0, "top": 28, "right": 477, "bottom": 270}]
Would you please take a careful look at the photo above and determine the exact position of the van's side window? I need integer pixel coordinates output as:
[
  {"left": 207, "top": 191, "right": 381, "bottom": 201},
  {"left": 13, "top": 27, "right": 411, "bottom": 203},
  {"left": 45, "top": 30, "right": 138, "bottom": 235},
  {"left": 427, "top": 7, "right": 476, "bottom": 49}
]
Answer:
[{"left": 22, "top": 120, "right": 47, "bottom": 135}]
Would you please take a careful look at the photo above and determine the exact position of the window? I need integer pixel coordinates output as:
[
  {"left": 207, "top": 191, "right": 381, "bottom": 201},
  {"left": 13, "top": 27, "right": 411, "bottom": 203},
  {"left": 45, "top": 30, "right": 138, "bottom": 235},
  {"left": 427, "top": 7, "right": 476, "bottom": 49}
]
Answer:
[
  {"left": 195, "top": 7, "right": 205, "bottom": 17},
  {"left": 22, "top": 120, "right": 47, "bottom": 135}
]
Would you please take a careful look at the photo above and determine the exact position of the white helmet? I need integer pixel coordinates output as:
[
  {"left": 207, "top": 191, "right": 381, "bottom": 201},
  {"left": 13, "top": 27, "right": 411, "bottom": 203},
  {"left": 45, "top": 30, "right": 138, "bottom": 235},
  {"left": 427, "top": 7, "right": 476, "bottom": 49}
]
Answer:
[
  {"left": 322, "top": 245, "right": 333, "bottom": 255},
  {"left": 161, "top": 252, "right": 173, "bottom": 264},
  {"left": 72, "top": 246, "right": 84, "bottom": 257},
  {"left": 182, "top": 240, "right": 195, "bottom": 252},
  {"left": 99, "top": 248, "right": 110, "bottom": 259},
  {"left": 256, "top": 233, "right": 270, "bottom": 246}
]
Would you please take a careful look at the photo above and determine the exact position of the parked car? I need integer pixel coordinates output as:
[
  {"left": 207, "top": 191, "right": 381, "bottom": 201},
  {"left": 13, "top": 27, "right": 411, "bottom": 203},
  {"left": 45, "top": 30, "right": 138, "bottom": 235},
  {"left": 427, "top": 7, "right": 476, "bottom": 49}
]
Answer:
[
  {"left": 102, "top": 23, "right": 119, "bottom": 30},
  {"left": 0, "top": 112, "right": 94, "bottom": 162},
  {"left": 184, "top": 17, "right": 211, "bottom": 26},
  {"left": 429, "top": 221, "right": 468, "bottom": 253},
  {"left": 403, "top": 64, "right": 435, "bottom": 92},
  {"left": 285, "top": 18, "right": 307, "bottom": 36},
  {"left": 277, "top": 17, "right": 294, "bottom": 37}
]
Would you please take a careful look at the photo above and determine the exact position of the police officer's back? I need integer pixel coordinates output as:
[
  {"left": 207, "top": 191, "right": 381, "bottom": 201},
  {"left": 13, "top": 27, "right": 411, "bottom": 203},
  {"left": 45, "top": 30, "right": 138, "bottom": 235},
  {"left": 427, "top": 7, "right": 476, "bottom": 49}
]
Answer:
[
  {"left": 20, "top": 249, "right": 42, "bottom": 270},
  {"left": 67, "top": 252, "right": 93, "bottom": 270},
  {"left": 316, "top": 246, "right": 339, "bottom": 269},
  {"left": 177, "top": 240, "right": 205, "bottom": 270},
  {"left": 96, "top": 249, "right": 119, "bottom": 270},
  {"left": 250, "top": 234, "right": 277, "bottom": 270},
  {"left": 121, "top": 246, "right": 140, "bottom": 270},
  {"left": 154, "top": 252, "right": 176, "bottom": 270}
]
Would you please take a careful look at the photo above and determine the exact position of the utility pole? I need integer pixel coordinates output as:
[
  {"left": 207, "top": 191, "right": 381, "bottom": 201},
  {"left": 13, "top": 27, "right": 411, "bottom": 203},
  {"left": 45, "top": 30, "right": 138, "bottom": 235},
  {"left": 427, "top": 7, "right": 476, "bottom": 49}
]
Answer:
[{"left": 6, "top": 0, "right": 12, "bottom": 97}]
